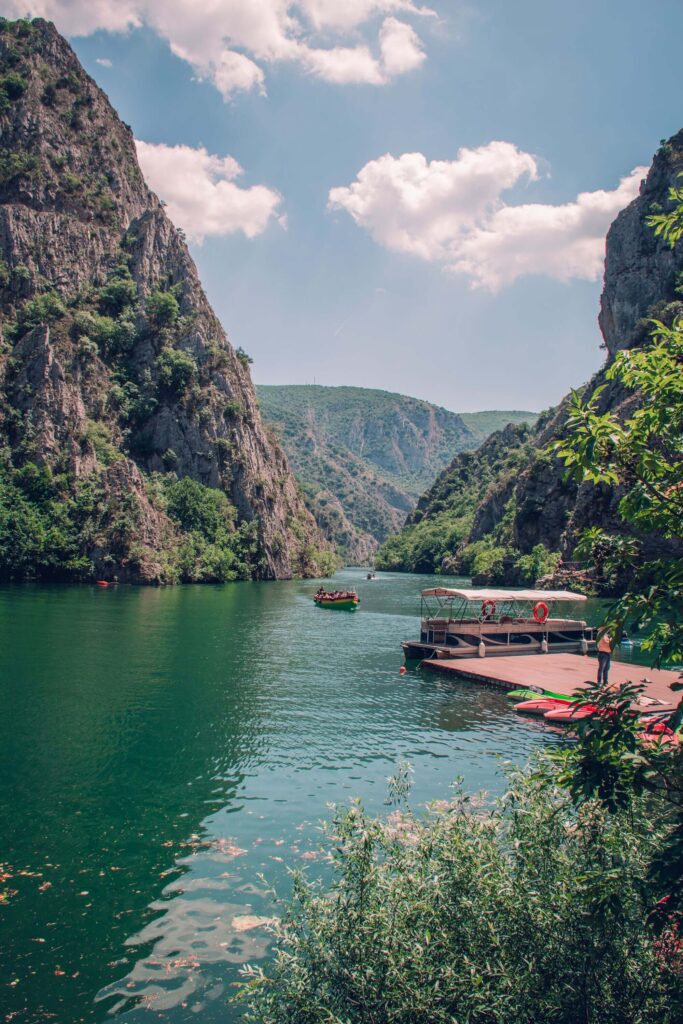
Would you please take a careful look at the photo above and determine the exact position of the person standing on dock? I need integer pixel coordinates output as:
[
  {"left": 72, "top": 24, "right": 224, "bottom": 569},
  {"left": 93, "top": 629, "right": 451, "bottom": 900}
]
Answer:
[{"left": 597, "top": 631, "right": 612, "bottom": 685}]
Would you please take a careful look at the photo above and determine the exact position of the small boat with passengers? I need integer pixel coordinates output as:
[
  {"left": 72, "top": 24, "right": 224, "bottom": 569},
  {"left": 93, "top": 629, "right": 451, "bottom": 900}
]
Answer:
[
  {"left": 402, "top": 587, "right": 595, "bottom": 660},
  {"left": 314, "top": 587, "right": 360, "bottom": 610}
]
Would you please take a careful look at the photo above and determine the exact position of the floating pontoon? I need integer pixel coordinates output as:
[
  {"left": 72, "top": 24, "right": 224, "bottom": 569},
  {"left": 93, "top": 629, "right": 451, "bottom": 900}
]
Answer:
[{"left": 402, "top": 587, "right": 594, "bottom": 660}]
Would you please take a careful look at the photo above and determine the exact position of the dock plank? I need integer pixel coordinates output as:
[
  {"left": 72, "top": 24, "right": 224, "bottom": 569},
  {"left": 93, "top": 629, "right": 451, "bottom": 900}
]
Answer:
[{"left": 421, "top": 653, "right": 681, "bottom": 709}]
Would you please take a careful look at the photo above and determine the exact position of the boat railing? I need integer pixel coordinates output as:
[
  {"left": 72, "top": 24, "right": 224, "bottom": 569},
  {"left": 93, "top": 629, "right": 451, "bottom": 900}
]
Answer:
[{"left": 422, "top": 616, "right": 588, "bottom": 629}]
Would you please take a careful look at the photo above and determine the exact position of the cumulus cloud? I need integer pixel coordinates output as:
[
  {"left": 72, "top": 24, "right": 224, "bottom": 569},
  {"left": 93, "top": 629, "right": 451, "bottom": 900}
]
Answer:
[
  {"left": 379, "top": 17, "right": 425, "bottom": 76},
  {"left": 328, "top": 143, "right": 646, "bottom": 289},
  {"left": 6, "top": 1, "right": 434, "bottom": 99},
  {"left": 452, "top": 167, "right": 647, "bottom": 289},
  {"left": 135, "top": 141, "right": 283, "bottom": 244},
  {"left": 95, "top": 57, "right": 112, "bottom": 67},
  {"left": 299, "top": 0, "right": 433, "bottom": 32}
]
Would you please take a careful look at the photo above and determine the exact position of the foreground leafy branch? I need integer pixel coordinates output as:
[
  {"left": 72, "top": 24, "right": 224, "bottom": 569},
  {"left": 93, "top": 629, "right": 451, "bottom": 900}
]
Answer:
[{"left": 237, "top": 761, "right": 682, "bottom": 1024}]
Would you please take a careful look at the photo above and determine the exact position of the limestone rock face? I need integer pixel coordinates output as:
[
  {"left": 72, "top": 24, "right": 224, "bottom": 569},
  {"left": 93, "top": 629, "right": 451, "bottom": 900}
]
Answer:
[
  {"left": 7, "top": 324, "right": 96, "bottom": 476},
  {"left": 0, "top": 18, "right": 330, "bottom": 581},
  {"left": 599, "top": 130, "right": 683, "bottom": 356}
]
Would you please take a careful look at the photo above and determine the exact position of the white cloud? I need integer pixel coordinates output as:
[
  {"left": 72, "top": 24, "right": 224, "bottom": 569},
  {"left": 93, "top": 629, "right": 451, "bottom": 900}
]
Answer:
[
  {"left": 379, "top": 16, "right": 425, "bottom": 76},
  {"left": 3, "top": 0, "right": 141, "bottom": 35},
  {"left": 297, "top": 40, "right": 384, "bottom": 85},
  {"left": 328, "top": 143, "right": 647, "bottom": 289},
  {"left": 135, "top": 140, "right": 283, "bottom": 244},
  {"left": 452, "top": 167, "right": 647, "bottom": 289},
  {"left": 299, "top": 0, "right": 433, "bottom": 32},
  {"left": 328, "top": 142, "right": 538, "bottom": 261},
  {"left": 211, "top": 50, "right": 266, "bottom": 98},
  {"left": 7, "top": 1, "right": 434, "bottom": 99},
  {"left": 95, "top": 57, "right": 112, "bottom": 67}
]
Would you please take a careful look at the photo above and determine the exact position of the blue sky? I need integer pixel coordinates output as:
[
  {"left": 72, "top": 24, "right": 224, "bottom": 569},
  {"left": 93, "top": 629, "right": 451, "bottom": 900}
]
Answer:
[{"left": 8, "top": 1, "right": 683, "bottom": 411}]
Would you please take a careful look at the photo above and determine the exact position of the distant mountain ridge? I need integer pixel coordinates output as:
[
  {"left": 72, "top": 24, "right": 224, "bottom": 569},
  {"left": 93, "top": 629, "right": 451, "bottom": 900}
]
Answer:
[{"left": 256, "top": 384, "right": 536, "bottom": 561}]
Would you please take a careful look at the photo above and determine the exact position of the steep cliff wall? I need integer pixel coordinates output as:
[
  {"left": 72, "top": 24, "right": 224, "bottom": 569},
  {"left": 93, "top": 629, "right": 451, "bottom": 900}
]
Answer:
[
  {"left": 0, "top": 17, "right": 331, "bottom": 582},
  {"left": 377, "top": 130, "right": 683, "bottom": 581}
]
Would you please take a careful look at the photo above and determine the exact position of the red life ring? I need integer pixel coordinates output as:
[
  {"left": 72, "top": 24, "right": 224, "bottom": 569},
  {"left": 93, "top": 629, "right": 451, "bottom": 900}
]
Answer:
[
  {"left": 533, "top": 601, "right": 549, "bottom": 624},
  {"left": 481, "top": 599, "right": 496, "bottom": 619}
]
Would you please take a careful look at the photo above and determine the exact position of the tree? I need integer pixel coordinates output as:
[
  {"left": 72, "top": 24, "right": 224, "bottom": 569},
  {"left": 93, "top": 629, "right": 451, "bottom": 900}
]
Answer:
[
  {"left": 238, "top": 762, "right": 682, "bottom": 1024},
  {"left": 145, "top": 288, "right": 179, "bottom": 328},
  {"left": 552, "top": 198, "right": 683, "bottom": 666},
  {"left": 551, "top": 188, "right": 683, "bottom": 922},
  {"left": 155, "top": 347, "right": 197, "bottom": 396}
]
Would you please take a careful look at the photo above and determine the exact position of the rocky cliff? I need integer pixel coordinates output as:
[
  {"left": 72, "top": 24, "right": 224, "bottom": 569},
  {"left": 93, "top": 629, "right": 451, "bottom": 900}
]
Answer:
[
  {"left": 377, "top": 130, "right": 683, "bottom": 583},
  {"left": 0, "top": 17, "right": 332, "bottom": 583},
  {"left": 256, "top": 384, "right": 535, "bottom": 562}
]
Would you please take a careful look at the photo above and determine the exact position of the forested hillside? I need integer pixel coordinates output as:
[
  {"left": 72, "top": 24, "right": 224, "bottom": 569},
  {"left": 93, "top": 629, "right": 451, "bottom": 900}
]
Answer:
[{"left": 257, "top": 384, "right": 535, "bottom": 561}]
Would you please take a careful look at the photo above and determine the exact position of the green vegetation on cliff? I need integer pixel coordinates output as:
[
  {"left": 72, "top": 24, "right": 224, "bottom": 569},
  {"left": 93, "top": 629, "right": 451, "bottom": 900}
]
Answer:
[
  {"left": 375, "top": 420, "right": 561, "bottom": 583},
  {"left": 257, "top": 384, "right": 535, "bottom": 562},
  {"left": 377, "top": 132, "right": 683, "bottom": 588},
  {"left": 0, "top": 17, "right": 333, "bottom": 583}
]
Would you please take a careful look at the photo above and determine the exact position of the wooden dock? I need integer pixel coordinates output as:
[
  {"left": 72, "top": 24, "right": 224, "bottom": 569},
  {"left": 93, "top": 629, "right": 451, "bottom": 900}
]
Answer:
[{"left": 421, "top": 653, "right": 681, "bottom": 710}]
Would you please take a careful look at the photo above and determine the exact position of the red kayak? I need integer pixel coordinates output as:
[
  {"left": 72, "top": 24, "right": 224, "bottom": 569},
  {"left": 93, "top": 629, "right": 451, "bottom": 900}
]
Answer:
[
  {"left": 514, "top": 697, "right": 572, "bottom": 717},
  {"left": 544, "top": 704, "right": 597, "bottom": 722},
  {"left": 96, "top": 580, "right": 110, "bottom": 587},
  {"left": 638, "top": 716, "right": 682, "bottom": 747},
  {"left": 639, "top": 731, "right": 681, "bottom": 747}
]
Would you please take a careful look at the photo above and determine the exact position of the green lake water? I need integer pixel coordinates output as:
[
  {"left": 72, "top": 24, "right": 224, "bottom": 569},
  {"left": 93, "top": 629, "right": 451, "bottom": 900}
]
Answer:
[{"left": 0, "top": 570, "right": 642, "bottom": 1023}]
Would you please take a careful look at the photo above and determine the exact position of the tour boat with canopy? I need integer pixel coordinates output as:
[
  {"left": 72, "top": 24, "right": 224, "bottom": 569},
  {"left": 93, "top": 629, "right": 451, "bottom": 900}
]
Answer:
[
  {"left": 314, "top": 588, "right": 360, "bottom": 610},
  {"left": 402, "top": 587, "right": 595, "bottom": 660}
]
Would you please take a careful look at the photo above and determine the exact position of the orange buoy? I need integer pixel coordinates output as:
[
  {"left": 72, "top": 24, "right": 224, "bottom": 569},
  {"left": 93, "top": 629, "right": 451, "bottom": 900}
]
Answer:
[{"left": 533, "top": 601, "right": 549, "bottom": 624}]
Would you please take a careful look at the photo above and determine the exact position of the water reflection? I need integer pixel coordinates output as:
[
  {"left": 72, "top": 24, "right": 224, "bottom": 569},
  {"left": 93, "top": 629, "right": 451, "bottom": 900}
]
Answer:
[
  {"left": 0, "top": 572, "right": 645, "bottom": 1023},
  {"left": 0, "top": 583, "right": 272, "bottom": 1022}
]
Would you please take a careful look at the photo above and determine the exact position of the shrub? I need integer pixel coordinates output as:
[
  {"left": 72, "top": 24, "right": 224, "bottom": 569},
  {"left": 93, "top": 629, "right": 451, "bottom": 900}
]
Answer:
[
  {"left": 62, "top": 172, "right": 83, "bottom": 193},
  {"left": 459, "top": 538, "right": 509, "bottom": 579},
  {"left": 235, "top": 346, "right": 253, "bottom": 367},
  {"left": 0, "top": 457, "right": 92, "bottom": 580},
  {"left": 0, "top": 150, "right": 38, "bottom": 184},
  {"left": 515, "top": 543, "right": 561, "bottom": 584},
  {"left": 223, "top": 399, "right": 244, "bottom": 418},
  {"left": 14, "top": 291, "right": 66, "bottom": 335},
  {"left": 162, "top": 476, "right": 261, "bottom": 582},
  {"left": 11, "top": 264, "right": 30, "bottom": 284},
  {"left": 71, "top": 310, "right": 117, "bottom": 354},
  {"left": 84, "top": 420, "right": 120, "bottom": 467},
  {"left": 0, "top": 71, "right": 27, "bottom": 109},
  {"left": 40, "top": 82, "right": 56, "bottom": 106},
  {"left": 164, "top": 476, "right": 235, "bottom": 538},
  {"left": 98, "top": 276, "right": 137, "bottom": 316},
  {"left": 156, "top": 348, "right": 197, "bottom": 396},
  {"left": 238, "top": 760, "right": 681, "bottom": 1024},
  {"left": 146, "top": 289, "right": 179, "bottom": 328},
  {"left": 161, "top": 448, "right": 178, "bottom": 470}
]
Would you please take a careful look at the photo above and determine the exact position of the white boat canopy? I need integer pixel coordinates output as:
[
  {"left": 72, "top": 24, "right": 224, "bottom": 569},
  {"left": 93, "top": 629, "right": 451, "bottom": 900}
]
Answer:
[{"left": 421, "top": 588, "right": 587, "bottom": 602}]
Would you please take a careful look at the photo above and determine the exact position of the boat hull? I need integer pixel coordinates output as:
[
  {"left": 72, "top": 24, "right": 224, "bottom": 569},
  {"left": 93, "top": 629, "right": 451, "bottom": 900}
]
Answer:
[
  {"left": 515, "top": 697, "right": 573, "bottom": 716},
  {"left": 314, "top": 598, "right": 359, "bottom": 610},
  {"left": 402, "top": 637, "right": 591, "bottom": 660}
]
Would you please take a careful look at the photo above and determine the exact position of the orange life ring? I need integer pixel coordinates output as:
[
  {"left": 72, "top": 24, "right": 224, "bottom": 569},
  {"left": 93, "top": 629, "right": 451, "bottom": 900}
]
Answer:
[
  {"left": 481, "top": 599, "right": 496, "bottom": 619},
  {"left": 533, "top": 601, "right": 549, "bottom": 624}
]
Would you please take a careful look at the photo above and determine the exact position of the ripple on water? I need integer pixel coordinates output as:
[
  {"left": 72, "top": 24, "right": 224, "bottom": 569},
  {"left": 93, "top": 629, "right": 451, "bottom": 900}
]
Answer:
[{"left": 1, "top": 572, "right": 603, "bottom": 1024}]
